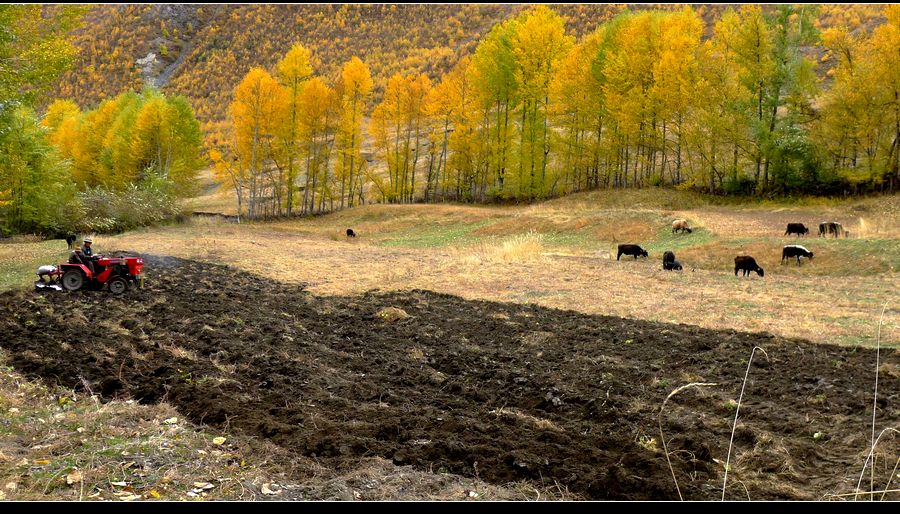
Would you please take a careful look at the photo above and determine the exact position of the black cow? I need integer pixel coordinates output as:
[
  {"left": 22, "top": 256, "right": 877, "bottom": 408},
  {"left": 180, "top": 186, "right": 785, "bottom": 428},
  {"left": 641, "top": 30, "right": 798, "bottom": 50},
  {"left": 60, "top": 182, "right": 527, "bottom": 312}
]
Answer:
[
  {"left": 662, "top": 250, "right": 680, "bottom": 270},
  {"left": 617, "top": 244, "right": 648, "bottom": 260},
  {"left": 782, "top": 245, "right": 813, "bottom": 266},
  {"left": 784, "top": 223, "right": 809, "bottom": 237},
  {"left": 662, "top": 250, "right": 675, "bottom": 265},
  {"left": 734, "top": 255, "right": 764, "bottom": 277},
  {"left": 346, "top": 228, "right": 357, "bottom": 238},
  {"left": 65, "top": 234, "right": 76, "bottom": 249}
]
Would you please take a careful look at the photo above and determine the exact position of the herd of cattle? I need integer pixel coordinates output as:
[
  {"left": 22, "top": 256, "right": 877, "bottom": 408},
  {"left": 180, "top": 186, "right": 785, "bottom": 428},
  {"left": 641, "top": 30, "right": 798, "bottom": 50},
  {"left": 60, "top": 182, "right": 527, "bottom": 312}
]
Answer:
[
  {"left": 785, "top": 221, "right": 849, "bottom": 238},
  {"left": 616, "top": 219, "right": 850, "bottom": 277}
]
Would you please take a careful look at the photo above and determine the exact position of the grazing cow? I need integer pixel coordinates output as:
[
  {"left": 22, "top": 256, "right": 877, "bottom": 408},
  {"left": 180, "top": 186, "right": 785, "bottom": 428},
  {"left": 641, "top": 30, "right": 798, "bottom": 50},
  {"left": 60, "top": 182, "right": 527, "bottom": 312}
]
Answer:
[
  {"left": 818, "top": 221, "right": 845, "bottom": 238},
  {"left": 834, "top": 222, "right": 846, "bottom": 238},
  {"left": 346, "top": 228, "right": 357, "bottom": 238},
  {"left": 782, "top": 245, "right": 813, "bottom": 266},
  {"left": 734, "top": 255, "right": 764, "bottom": 277},
  {"left": 672, "top": 219, "right": 692, "bottom": 234},
  {"left": 663, "top": 250, "right": 675, "bottom": 266},
  {"left": 65, "top": 234, "right": 76, "bottom": 249},
  {"left": 662, "top": 250, "right": 681, "bottom": 270},
  {"left": 784, "top": 223, "right": 809, "bottom": 237},
  {"left": 617, "top": 244, "right": 648, "bottom": 261}
]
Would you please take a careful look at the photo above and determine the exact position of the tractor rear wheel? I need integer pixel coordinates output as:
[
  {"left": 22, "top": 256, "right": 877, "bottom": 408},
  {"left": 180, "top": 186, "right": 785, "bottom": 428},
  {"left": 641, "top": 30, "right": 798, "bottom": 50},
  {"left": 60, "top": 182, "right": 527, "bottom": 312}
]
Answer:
[
  {"left": 62, "top": 270, "right": 84, "bottom": 291},
  {"left": 108, "top": 277, "right": 127, "bottom": 295}
]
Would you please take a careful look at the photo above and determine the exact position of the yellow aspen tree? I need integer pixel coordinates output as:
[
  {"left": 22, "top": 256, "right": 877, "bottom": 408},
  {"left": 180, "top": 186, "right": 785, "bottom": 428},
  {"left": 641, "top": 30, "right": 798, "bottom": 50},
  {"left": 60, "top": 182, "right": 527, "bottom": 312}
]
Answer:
[
  {"left": 404, "top": 73, "right": 432, "bottom": 202},
  {"left": 550, "top": 27, "right": 606, "bottom": 194},
  {"left": 277, "top": 43, "right": 313, "bottom": 214},
  {"left": 470, "top": 19, "right": 519, "bottom": 198},
  {"left": 230, "top": 67, "right": 288, "bottom": 219},
  {"left": 297, "top": 77, "right": 336, "bottom": 214},
  {"left": 370, "top": 73, "right": 410, "bottom": 202},
  {"left": 337, "top": 56, "right": 373, "bottom": 208},
  {"left": 511, "top": 6, "right": 573, "bottom": 199},
  {"left": 652, "top": 7, "right": 702, "bottom": 186}
]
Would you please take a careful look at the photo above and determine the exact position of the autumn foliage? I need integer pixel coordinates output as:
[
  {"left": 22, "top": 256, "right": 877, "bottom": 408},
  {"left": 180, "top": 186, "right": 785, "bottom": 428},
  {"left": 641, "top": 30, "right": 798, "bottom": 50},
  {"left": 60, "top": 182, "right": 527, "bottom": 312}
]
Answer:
[{"left": 6, "top": 4, "right": 900, "bottom": 229}]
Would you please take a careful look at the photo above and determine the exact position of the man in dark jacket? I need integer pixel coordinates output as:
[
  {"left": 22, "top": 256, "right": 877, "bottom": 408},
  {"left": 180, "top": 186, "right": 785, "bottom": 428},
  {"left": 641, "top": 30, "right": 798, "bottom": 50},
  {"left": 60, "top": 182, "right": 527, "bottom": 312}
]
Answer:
[
  {"left": 81, "top": 237, "right": 94, "bottom": 258},
  {"left": 80, "top": 238, "right": 96, "bottom": 275},
  {"left": 68, "top": 247, "right": 86, "bottom": 265}
]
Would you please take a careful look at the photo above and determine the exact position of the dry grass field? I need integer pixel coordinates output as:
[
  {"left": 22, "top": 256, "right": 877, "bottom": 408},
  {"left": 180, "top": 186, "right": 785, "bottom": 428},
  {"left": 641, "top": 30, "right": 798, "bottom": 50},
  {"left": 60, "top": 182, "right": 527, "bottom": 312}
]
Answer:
[
  {"left": 76, "top": 189, "right": 897, "bottom": 348},
  {"left": 3, "top": 189, "right": 898, "bottom": 347},
  {"left": 1, "top": 188, "right": 898, "bottom": 500}
]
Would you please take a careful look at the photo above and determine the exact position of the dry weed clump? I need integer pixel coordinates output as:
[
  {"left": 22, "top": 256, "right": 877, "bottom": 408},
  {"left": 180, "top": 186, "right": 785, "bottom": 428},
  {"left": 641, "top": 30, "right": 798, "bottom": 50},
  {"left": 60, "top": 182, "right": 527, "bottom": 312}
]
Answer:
[
  {"left": 376, "top": 306, "right": 410, "bottom": 322},
  {"left": 460, "top": 231, "right": 547, "bottom": 265}
]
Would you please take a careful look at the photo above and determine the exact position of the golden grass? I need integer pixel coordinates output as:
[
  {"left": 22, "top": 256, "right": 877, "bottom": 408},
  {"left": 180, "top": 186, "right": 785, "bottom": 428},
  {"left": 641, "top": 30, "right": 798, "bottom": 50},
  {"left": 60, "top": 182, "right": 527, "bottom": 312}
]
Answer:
[
  {"left": 459, "top": 231, "right": 547, "bottom": 265},
  {"left": 80, "top": 218, "right": 895, "bottom": 349}
]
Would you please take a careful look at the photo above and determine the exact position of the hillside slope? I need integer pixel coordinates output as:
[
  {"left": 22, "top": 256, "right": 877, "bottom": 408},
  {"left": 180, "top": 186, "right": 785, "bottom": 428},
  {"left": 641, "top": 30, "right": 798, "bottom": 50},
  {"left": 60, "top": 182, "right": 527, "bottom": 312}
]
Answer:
[{"left": 53, "top": 4, "right": 885, "bottom": 125}]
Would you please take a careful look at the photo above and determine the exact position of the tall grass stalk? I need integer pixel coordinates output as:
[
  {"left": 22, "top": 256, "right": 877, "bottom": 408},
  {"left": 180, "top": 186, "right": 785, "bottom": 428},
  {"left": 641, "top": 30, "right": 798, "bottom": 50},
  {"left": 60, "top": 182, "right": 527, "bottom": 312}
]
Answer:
[
  {"left": 658, "top": 382, "right": 718, "bottom": 501},
  {"left": 881, "top": 457, "right": 900, "bottom": 501},
  {"left": 722, "top": 346, "right": 768, "bottom": 501},
  {"left": 854, "top": 302, "right": 888, "bottom": 501},
  {"left": 854, "top": 427, "right": 900, "bottom": 500}
]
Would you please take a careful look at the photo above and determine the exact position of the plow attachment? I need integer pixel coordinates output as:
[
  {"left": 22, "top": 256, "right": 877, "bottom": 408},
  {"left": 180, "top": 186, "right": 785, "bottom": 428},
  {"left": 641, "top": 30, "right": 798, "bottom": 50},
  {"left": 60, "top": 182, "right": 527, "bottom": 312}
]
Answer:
[
  {"left": 34, "top": 280, "right": 64, "bottom": 292},
  {"left": 34, "top": 265, "right": 63, "bottom": 291}
]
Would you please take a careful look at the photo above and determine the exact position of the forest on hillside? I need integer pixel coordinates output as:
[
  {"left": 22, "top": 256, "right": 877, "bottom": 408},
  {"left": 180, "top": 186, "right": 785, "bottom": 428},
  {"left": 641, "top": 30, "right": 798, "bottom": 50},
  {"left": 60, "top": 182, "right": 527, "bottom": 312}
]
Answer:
[
  {"left": 53, "top": 4, "right": 886, "bottom": 124},
  {"left": 1, "top": 4, "right": 899, "bottom": 235},
  {"left": 206, "top": 4, "right": 900, "bottom": 219}
]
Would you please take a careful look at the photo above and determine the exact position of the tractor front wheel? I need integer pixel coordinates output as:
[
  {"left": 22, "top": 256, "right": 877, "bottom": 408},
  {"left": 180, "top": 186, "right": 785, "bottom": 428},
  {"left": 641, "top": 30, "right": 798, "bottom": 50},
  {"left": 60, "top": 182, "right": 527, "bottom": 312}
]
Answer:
[
  {"left": 108, "top": 277, "right": 127, "bottom": 295},
  {"left": 62, "top": 270, "right": 84, "bottom": 291}
]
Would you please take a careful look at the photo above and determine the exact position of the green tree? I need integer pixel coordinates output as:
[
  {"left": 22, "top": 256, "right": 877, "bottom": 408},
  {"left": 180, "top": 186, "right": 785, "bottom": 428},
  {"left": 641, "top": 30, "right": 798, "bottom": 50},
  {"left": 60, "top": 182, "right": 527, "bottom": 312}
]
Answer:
[
  {"left": 0, "top": 5, "right": 82, "bottom": 108},
  {"left": 0, "top": 107, "right": 80, "bottom": 235}
]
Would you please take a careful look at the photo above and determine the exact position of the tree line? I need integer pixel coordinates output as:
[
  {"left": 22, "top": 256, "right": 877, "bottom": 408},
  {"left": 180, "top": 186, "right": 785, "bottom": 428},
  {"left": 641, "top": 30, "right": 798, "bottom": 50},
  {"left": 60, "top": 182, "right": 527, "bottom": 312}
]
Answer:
[{"left": 213, "top": 5, "right": 900, "bottom": 220}]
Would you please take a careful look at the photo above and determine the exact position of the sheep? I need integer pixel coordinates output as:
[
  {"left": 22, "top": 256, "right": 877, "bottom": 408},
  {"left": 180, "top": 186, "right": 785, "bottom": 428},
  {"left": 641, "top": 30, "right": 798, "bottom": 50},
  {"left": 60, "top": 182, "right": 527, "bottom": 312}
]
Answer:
[
  {"left": 346, "top": 228, "right": 357, "bottom": 238},
  {"left": 672, "top": 219, "right": 693, "bottom": 234},
  {"left": 782, "top": 245, "right": 813, "bottom": 266},
  {"left": 734, "top": 255, "right": 764, "bottom": 277},
  {"left": 617, "top": 244, "right": 649, "bottom": 261},
  {"left": 784, "top": 223, "right": 809, "bottom": 237}
]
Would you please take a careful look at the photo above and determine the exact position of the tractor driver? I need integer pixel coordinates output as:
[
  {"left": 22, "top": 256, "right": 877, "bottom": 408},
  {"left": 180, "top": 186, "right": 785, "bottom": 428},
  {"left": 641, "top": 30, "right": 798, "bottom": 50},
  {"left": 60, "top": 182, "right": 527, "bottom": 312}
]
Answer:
[
  {"left": 80, "top": 237, "right": 96, "bottom": 275},
  {"left": 81, "top": 237, "right": 94, "bottom": 258}
]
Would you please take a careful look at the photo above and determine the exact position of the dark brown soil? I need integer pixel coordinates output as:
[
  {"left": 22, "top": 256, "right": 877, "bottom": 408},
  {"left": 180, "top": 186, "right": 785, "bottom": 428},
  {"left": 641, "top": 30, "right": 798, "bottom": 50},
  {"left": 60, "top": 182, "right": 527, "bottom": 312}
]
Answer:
[{"left": 1, "top": 255, "right": 897, "bottom": 500}]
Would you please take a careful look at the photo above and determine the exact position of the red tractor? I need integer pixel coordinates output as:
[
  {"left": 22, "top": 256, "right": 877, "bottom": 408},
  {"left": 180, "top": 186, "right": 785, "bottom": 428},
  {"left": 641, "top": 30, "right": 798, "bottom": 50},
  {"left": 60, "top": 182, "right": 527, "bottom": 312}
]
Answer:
[{"left": 36, "top": 255, "right": 144, "bottom": 294}]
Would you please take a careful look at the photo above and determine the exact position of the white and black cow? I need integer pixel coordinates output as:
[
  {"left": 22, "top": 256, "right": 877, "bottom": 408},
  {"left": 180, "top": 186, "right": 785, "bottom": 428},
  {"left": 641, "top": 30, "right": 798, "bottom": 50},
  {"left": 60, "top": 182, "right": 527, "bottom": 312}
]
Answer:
[{"left": 782, "top": 245, "right": 814, "bottom": 266}]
